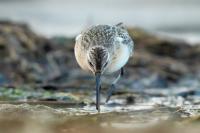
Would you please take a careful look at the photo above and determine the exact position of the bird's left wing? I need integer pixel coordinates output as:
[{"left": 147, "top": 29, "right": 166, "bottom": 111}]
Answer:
[{"left": 75, "top": 34, "right": 82, "bottom": 42}]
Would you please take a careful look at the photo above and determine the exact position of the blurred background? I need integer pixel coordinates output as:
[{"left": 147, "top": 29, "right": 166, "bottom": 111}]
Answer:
[
  {"left": 0, "top": 1, "right": 200, "bottom": 133},
  {"left": 0, "top": 0, "right": 200, "bottom": 43},
  {"left": 0, "top": 0, "right": 199, "bottom": 94},
  {"left": 0, "top": 0, "right": 199, "bottom": 98}
]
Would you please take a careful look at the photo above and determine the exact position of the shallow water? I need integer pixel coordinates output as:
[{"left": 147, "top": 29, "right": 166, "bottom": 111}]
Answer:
[
  {"left": 0, "top": 84, "right": 200, "bottom": 133},
  {"left": 0, "top": 101, "right": 199, "bottom": 133}
]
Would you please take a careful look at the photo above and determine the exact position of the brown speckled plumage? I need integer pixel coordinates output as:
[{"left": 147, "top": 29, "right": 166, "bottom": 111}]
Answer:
[
  {"left": 79, "top": 25, "right": 133, "bottom": 54},
  {"left": 75, "top": 24, "right": 134, "bottom": 74}
]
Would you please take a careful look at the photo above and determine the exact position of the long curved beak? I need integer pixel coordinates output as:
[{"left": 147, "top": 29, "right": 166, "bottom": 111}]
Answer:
[{"left": 95, "top": 72, "right": 101, "bottom": 112}]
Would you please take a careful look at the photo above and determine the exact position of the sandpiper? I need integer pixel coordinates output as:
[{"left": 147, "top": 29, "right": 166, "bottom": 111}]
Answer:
[{"left": 74, "top": 23, "right": 134, "bottom": 112}]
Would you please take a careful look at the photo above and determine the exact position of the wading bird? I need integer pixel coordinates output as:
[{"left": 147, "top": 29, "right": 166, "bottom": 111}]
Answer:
[{"left": 74, "top": 23, "right": 134, "bottom": 112}]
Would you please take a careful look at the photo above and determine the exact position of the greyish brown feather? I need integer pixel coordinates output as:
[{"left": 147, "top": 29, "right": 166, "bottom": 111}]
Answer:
[
  {"left": 75, "top": 24, "right": 134, "bottom": 74},
  {"left": 79, "top": 25, "right": 134, "bottom": 55}
]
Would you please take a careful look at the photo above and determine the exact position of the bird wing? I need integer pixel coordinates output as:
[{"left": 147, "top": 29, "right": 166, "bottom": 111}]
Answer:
[
  {"left": 115, "top": 27, "right": 134, "bottom": 56},
  {"left": 75, "top": 34, "right": 82, "bottom": 42}
]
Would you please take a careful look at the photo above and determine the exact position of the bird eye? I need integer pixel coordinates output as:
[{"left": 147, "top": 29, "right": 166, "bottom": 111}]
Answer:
[{"left": 89, "top": 61, "right": 93, "bottom": 67}]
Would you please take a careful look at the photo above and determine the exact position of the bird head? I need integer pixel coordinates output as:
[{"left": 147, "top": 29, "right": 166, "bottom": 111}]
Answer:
[
  {"left": 87, "top": 46, "right": 110, "bottom": 112},
  {"left": 87, "top": 46, "right": 110, "bottom": 75}
]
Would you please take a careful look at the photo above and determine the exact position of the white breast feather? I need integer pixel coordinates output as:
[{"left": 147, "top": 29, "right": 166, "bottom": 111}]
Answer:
[
  {"left": 106, "top": 37, "right": 130, "bottom": 73},
  {"left": 74, "top": 34, "right": 90, "bottom": 72},
  {"left": 76, "top": 34, "right": 82, "bottom": 41}
]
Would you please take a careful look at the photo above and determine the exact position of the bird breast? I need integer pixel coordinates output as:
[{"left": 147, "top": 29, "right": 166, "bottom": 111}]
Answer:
[
  {"left": 74, "top": 38, "right": 90, "bottom": 72},
  {"left": 105, "top": 43, "right": 130, "bottom": 74}
]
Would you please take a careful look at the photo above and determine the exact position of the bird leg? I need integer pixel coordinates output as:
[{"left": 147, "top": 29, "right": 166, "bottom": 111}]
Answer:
[{"left": 106, "top": 68, "right": 124, "bottom": 103}]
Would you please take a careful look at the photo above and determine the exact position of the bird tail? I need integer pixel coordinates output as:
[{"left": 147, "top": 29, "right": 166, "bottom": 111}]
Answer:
[{"left": 115, "top": 22, "right": 125, "bottom": 29}]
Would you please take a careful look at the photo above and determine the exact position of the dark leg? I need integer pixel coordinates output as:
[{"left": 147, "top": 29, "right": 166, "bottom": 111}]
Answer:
[{"left": 106, "top": 68, "right": 124, "bottom": 103}]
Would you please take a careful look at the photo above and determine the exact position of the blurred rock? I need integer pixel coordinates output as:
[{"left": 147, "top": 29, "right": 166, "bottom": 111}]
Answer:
[
  {"left": 0, "top": 21, "right": 74, "bottom": 84},
  {"left": 126, "top": 27, "right": 200, "bottom": 86},
  {"left": 0, "top": 21, "right": 200, "bottom": 88}
]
